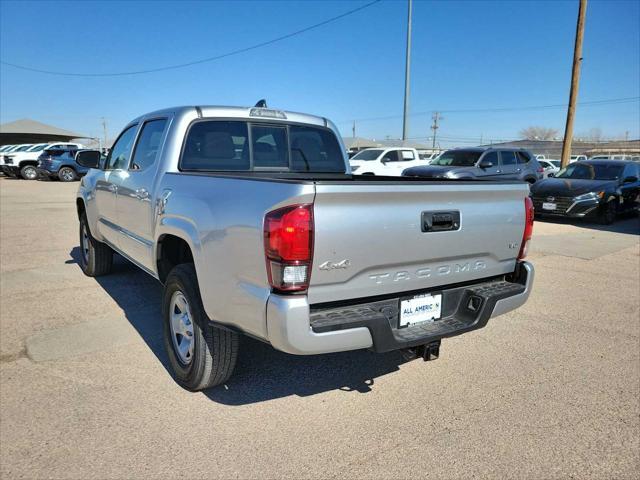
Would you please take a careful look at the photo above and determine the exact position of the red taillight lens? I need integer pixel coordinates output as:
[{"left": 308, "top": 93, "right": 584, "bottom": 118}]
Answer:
[
  {"left": 264, "top": 204, "right": 314, "bottom": 292},
  {"left": 537, "top": 166, "right": 544, "bottom": 173},
  {"left": 518, "top": 197, "right": 534, "bottom": 260}
]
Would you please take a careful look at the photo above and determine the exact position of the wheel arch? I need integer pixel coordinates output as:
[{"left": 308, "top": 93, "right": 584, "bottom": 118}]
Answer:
[{"left": 156, "top": 232, "right": 196, "bottom": 284}]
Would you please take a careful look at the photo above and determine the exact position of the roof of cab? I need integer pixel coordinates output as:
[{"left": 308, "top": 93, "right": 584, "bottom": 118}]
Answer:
[{"left": 132, "top": 105, "right": 328, "bottom": 128}]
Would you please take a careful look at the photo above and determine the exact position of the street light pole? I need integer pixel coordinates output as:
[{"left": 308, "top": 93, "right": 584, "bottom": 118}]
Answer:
[
  {"left": 560, "top": 0, "right": 588, "bottom": 168},
  {"left": 402, "top": 0, "right": 412, "bottom": 141}
]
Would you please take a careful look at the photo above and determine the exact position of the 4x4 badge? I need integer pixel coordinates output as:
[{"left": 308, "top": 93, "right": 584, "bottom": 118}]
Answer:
[{"left": 319, "top": 259, "right": 351, "bottom": 271}]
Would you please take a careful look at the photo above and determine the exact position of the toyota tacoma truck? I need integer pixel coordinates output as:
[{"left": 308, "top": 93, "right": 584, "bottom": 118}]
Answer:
[{"left": 75, "top": 104, "right": 535, "bottom": 391}]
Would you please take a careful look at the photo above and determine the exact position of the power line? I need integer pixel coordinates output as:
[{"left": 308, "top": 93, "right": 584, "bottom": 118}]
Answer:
[
  {"left": 337, "top": 96, "right": 640, "bottom": 124},
  {"left": 0, "top": 0, "right": 382, "bottom": 77}
]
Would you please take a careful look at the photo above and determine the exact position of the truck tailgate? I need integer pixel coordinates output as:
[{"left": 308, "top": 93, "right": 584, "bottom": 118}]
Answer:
[{"left": 308, "top": 181, "right": 529, "bottom": 304}]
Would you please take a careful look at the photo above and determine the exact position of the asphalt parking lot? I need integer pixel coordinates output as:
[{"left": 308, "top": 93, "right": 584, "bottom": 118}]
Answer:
[{"left": 1, "top": 176, "right": 638, "bottom": 479}]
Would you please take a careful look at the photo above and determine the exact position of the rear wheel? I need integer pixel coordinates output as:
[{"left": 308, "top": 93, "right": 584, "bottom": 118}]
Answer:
[
  {"left": 163, "top": 263, "right": 239, "bottom": 391},
  {"left": 79, "top": 213, "right": 113, "bottom": 276},
  {"left": 20, "top": 165, "right": 38, "bottom": 180},
  {"left": 58, "top": 167, "right": 77, "bottom": 182}
]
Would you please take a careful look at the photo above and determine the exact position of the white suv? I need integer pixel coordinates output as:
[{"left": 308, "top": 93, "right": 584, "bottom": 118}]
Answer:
[{"left": 349, "top": 147, "right": 426, "bottom": 176}]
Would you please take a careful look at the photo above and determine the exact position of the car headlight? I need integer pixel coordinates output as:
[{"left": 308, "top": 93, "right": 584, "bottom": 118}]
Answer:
[
  {"left": 574, "top": 191, "right": 604, "bottom": 201},
  {"left": 350, "top": 165, "right": 360, "bottom": 172}
]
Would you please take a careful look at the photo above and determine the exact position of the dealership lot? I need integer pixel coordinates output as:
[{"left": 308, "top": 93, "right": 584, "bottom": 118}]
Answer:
[{"left": 1, "top": 177, "right": 638, "bottom": 478}]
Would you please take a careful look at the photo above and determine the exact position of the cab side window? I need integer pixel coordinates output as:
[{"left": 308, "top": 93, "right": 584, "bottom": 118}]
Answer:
[
  {"left": 106, "top": 125, "right": 138, "bottom": 170},
  {"left": 130, "top": 119, "right": 167, "bottom": 171},
  {"left": 481, "top": 151, "right": 498, "bottom": 166}
]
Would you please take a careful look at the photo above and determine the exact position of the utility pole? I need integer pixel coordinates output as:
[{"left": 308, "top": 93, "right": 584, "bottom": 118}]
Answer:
[
  {"left": 101, "top": 117, "right": 108, "bottom": 151},
  {"left": 431, "top": 112, "right": 442, "bottom": 149},
  {"left": 352, "top": 121, "right": 356, "bottom": 139},
  {"left": 624, "top": 130, "right": 629, "bottom": 142},
  {"left": 402, "top": 0, "right": 412, "bottom": 140},
  {"left": 560, "top": 0, "right": 588, "bottom": 168}
]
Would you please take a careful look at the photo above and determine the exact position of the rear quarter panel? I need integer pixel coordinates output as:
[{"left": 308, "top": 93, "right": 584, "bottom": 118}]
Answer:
[{"left": 156, "top": 174, "right": 315, "bottom": 340}]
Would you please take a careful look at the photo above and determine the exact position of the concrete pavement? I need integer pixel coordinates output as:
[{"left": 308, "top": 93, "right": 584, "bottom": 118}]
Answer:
[{"left": 1, "top": 177, "right": 638, "bottom": 479}]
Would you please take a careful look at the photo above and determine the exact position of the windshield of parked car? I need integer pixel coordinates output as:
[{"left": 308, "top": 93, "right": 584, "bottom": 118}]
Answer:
[
  {"left": 15, "top": 145, "right": 33, "bottom": 152},
  {"left": 555, "top": 162, "right": 624, "bottom": 180},
  {"left": 351, "top": 149, "right": 383, "bottom": 161},
  {"left": 27, "top": 144, "right": 48, "bottom": 152},
  {"left": 430, "top": 150, "right": 482, "bottom": 167},
  {"left": 550, "top": 160, "right": 561, "bottom": 168}
]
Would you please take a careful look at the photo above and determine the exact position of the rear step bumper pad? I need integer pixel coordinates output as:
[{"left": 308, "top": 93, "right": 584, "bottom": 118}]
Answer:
[{"left": 267, "top": 261, "right": 533, "bottom": 355}]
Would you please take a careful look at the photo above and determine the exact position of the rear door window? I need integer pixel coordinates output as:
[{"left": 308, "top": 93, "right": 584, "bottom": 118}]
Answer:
[
  {"left": 500, "top": 151, "right": 517, "bottom": 166},
  {"left": 382, "top": 150, "right": 400, "bottom": 162}
]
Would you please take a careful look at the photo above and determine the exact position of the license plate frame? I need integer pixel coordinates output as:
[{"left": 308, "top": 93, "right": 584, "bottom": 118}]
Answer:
[{"left": 399, "top": 293, "right": 442, "bottom": 328}]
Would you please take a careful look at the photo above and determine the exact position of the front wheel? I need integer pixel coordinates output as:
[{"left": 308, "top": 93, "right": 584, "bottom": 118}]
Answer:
[
  {"left": 58, "top": 167, "right": 77, "bottom": 182},
  {"left": 163, "top": 263, "right": 239, "bottom": 391},
  {"left": 20, "top": 165, "right": 38, "bottom": 180},
  {"left": 599, "top": 201, "right": 617, "bottom": 225},
  {"left": 79, "top": 214, "right": 113, "bottom": 276}
]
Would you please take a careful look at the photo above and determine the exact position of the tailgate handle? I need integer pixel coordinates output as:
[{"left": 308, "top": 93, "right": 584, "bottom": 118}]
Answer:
[{"left": 421, "top": 211, "right": 460, "bottom": 232}]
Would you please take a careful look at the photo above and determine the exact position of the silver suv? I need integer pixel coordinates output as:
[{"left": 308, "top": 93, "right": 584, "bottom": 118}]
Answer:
[{"left": 402, "top": 147, "right": 544, "bottom": 183}]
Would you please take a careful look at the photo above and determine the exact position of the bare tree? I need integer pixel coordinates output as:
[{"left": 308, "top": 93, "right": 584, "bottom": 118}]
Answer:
[
  {"left": 576, "top": 127, "right": 603, "bottom": 142},
  {"left": 519, "top": 126, "right": 559, "bottom": 140}
]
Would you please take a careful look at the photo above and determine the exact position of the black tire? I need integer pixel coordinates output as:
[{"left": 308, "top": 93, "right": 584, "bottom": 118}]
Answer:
[
  {"left": 58, "top": 167, "right": 77, "bottom": 182},
  {"left": 79, "top": 213, "right": 113, "bottom": 276},
  {"left": 20, "top": 165, "right": 38, "bottom": 180},
  {"left": 599, "top": 200, "right": 617, "bottom": 225},
  {"left": 163, "top": 263, "right": 239, "bottom": 391}
]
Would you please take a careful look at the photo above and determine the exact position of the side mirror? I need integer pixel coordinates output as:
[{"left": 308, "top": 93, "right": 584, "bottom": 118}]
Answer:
[
  {"left": 75, "top": 150, "right": 102, "bottom": 169},
  {"left": 478, "top": 160, "right": 493, "bottom": 169},
  {"left": 623, "top": 176, "right": 638, "bottom": 184},
  {"left": 548, "top": 172, "right": 555, "bottom": 178}
]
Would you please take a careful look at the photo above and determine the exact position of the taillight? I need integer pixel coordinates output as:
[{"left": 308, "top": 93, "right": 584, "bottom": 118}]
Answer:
[
  {"left": 537, "top": 166, "right": 544, "bottom": 173},
  {"left": 264, "top": 204, "right": 314, "bottom": 292},
  {"left": 518, "top": 197, "right": 534, "bottom": 260}
]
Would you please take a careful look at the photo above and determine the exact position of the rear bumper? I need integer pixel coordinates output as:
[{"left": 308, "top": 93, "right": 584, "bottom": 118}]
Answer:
[{"left": 266, "top": 261, "right": 534, "bottom": 355}]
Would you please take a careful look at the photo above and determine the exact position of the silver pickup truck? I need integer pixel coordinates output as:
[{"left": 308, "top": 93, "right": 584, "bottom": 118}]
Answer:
[{"left": 76, "top": 104, "right": 535, "bottom": 391}]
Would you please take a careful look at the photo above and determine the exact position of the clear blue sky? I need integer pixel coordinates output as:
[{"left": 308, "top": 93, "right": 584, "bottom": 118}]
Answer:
[{"left": 1, "top": 0, "right": 638, "bottom": 146}]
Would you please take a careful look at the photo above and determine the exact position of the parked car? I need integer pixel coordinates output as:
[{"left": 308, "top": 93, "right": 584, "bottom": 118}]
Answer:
[
  {"left": 0, "top": 143, "right": 53, "bottom": 179},
  {"left": 35, "top": 143, "right": 87, "bottom": 181},
  {"left": 402, "top": 147, "right": 543, "bottom": 183},
  {"left": 535, "top": 154, "right": 546, "bottom": 160},
  {"left": 0, "top": 144, "right": 34, "bottom": 177},
  {"left": 75, "top": 104, "right": 535, "bottom": 390},
  {"left": 349, "top": 147, "right": 426, "bottom": 175},
  {"left": 537, "top": 159, "right": 560, "bottom": 178},
  {"left": 570, "top": 155, "right": 588, "bottom": 162},
  {"left": 0, "top": 144, "right": 17, "bottom": 152},
  {"left": 530, "top": 160, "right": 640, "bottom": 224}
]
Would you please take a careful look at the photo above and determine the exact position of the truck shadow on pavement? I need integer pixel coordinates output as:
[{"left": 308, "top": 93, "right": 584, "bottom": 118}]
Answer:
[
  {"left": 535, "top": 214, "right": 639, "bottom": 235},
  {"left": 68, "top": 247, "right": 410, "bottom": 404}
]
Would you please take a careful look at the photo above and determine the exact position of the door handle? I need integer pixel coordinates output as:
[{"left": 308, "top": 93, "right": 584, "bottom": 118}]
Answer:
[
  {"left": 516, "top": 168, "right": 521, "bottom": 172},
  {"left": 135, "top": 188, "right": 149, "bottom": 200}
]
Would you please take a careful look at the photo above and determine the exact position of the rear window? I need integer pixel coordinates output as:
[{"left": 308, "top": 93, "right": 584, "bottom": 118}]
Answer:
[{"left": 181, "top": 120, "right": 345, "bottom": 172}]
